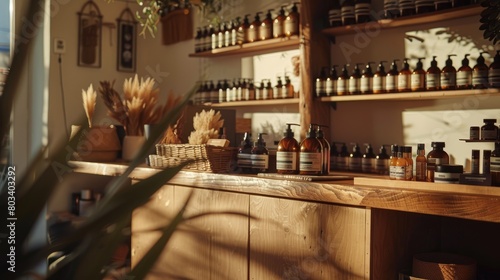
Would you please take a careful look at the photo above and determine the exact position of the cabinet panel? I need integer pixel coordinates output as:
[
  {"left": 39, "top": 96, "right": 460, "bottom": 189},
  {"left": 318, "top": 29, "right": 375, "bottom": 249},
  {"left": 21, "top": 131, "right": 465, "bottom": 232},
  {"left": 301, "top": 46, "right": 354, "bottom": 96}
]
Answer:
[{"left": 249, "top": 196, "right": 368, "bottom": 279}]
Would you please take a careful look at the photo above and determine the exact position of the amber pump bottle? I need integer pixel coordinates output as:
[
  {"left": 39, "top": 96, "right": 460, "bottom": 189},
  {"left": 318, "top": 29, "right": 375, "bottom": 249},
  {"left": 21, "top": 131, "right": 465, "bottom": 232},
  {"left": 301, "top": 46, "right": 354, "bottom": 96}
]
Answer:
[
  {"left": 251, "top": 133, "right": 269, "bottom": 173},
  {"left": 315, "top": 67, "right": 327, "bottom": 97},
  {"left": 264, "top": 79, "right": 273, "bottom": 100},
  {"left": 259, "top": 9, "right": 274, "bottom": 41},
  {"left": 337, "top": 143, "right": 350, "bottom": 171},
  {"left": 398, "top": 58, "right": 412, "bottom": 92},
  {"left": 426, "top": 56, "right": 441, "bottom": 90},
  {"left": 274, "top": 76, "right": 284, "bottom": 99},
  {"left": 337, "top": 64, "right": 350, "bottom": 95},
  {"left": 273, "top": 6, "right": 286, "bottom": 38},
  {"left": 277, "top": 123, "right": 300, "bottom": 174},
  {"left": 316, "top": 125, "right": 331, "bottom": 175},
  {"left": 349, "top": 63, "right": 362, "bottom": 95},
  {"left": 360, "top": 62, "right": 374, "bottom": 94},
  {"left": 473, "top": 52, "right": 489, "bottom": 89},
  {"left": 341, "top": 0, "right": 356, "bottom": 26},
  {"left": 349, "top": 143, "right": 363, "bottom": 172},
  {"left": 386, "top": 60, "right": 399, "bottom": 93},
  {"left": 238, "top": 14, "right": 251, "bottom": 44},
  {"left": 416, "top": 143, "right": 427, "bottom": 181},
  {"left": 489, "top": 50, "right": 500, "bottom": 88},
  {"left": 399, "top": 0, "right": 416, "bottom": 16},
  {"left": 375, "top": 145, "right": 390, "bottom": 175},
  {"left": 440, "top": 54, "right": 457, "bottom": 90},
  {"left": 300, "top": 124, "right": 323, "bottom": 175},
  {"left": 411, "top": 58, "right": 426, "bottom": 91},
  {"left": 457, "top": 54, "right": 472, "bottom": 89},
  {"left": 284, "top": 2, "right": 300, "bottom": 37},
  {"left": 237, "top": 132, "right": 253, "bottom": 173},
  {"left": 362, "top": 143, "right": 376, "bottom": 174},
  {"left": 248, "top": 12, "right": 262, "bottom": 43},
  {"left": 285, "top": 76, "right": 294, "bottom": 98},
  {"left": 326, "top": 65, "right": 338, "bottom": 96},
  {"left": 355, "top": 0, "right": 371, "bottom": 24},
  {"left": 373, "top": 61, "right": 387, "bottom": 94}
]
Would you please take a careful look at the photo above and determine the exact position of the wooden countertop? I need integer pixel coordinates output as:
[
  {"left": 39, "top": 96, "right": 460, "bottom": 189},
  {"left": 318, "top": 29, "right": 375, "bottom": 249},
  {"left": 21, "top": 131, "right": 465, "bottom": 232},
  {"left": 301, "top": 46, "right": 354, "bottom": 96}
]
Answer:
[{"left": 69, "top": 161, "right": 500, "bottom": 223}]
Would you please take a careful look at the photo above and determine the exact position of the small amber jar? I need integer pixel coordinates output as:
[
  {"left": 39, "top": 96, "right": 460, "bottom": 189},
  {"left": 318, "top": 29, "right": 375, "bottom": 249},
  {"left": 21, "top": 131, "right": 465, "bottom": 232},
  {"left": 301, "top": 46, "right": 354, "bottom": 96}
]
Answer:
[{"left": 481, "top": 119, "right": 498, "bottom": 141}]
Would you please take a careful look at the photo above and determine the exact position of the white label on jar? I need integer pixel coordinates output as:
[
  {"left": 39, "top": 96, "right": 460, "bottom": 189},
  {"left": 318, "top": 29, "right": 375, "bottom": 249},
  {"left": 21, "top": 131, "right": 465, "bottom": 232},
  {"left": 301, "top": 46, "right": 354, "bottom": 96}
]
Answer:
[
  {"left": 349, "top": 78, "right": 360, "bottom": 93},
  {"left": 231, "top": 29, "right": 237, "bottom": 45},
  {"left": 490, "top": 156, "right": 500, "bottom": 172},
  {"left": 482, "top": 129, "right": 497, "bottom": 140},
  {"left": 259, "top": 25, "right": 271, "bottom": 40},
  {"left": 325, "top": 78, "right": 334, "bottom": 95},
  {"left": 434, "top": 172, "right": 460, "bottom": 184},
  {"left": 386, "top": 75, "right": 397, "bottom": 91},
  {"left": 315, "top": 79, "right": 325, "bottom": 97},
  {"left": 284, "top": 18, "right": 298, "bottom": 35},
  {"left": 337, "top": 79, "right": 347, "bottom": 93},
  {"left": 456, "top": 71, "right": 472, "bottom": 87},
  {"left": 398, "top": 74, "right": 410, "bottom": 91},
  {"left": 329, "top": 9, "right": 342, "bottom": 26},
  {"left": 411, "top": 73, "right": 425, "bottom": 90},
  {"left": 373, "top": 76, "right": 385, "bottom": 91},
  {"left": 349, "top": 157, "right": 362, "bottom": 171},
  {"left": 251, "top": 154, "right": 269, "bottom": 169},
  {"left": 341, "top": 6, "right": 355, "bottom": 19},
  {"left": 426, "top": 73, "right": 440, "bottom": 89},
  {"left": 273, "top": 20, "right": 283, "bottom": 37},
  {"left": 237, "top": 153, "right": 252, "bottom": 168},
  {"left": 389, "top": 165, "right": 406, "bottom": 180},
  {"left": 300, "top": 152, "right": 322, "bottom": 171},
  {"left": 473, "top": 70, "right": 489, "bottom": 86},
  {"left": 440, "top": 72, "right": 456, "bottom": 87},
  {"left": 277, "top": 151, "right": 298, "bottom": 171},
  {"left": 489, "top": 69, "right": 500, "bottom": 87},
  {"left": 360, "top": 77, "right": 372, "bottom": 93},
  {"left": 248, "top": 26, "right": 257, "bottom": 42}
]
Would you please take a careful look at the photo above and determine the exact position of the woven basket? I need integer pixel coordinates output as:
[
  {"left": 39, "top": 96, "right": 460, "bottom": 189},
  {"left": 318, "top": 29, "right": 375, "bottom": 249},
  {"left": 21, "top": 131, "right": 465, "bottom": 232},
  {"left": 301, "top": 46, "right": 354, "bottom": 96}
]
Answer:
[{"left": 149, "top": 144, "right": 237, "bottom": 173}]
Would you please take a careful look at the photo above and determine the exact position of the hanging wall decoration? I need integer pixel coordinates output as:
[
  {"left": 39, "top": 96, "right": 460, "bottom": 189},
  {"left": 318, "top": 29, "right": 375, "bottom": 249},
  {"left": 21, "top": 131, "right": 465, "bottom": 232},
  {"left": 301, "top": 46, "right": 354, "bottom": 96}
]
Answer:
[
  {"left": 77, "top": 0, "right": 102, "bottom": 68},
  {"left": 117, "top": 7, "right": 137, "bottom": 72}
]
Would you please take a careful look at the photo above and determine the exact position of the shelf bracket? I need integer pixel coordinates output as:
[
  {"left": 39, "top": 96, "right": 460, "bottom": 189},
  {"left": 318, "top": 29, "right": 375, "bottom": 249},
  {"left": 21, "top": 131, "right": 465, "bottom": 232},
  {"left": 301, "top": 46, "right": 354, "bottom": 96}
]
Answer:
[{"left": 329, "top": 102, "right": 337, "bottom": 111}]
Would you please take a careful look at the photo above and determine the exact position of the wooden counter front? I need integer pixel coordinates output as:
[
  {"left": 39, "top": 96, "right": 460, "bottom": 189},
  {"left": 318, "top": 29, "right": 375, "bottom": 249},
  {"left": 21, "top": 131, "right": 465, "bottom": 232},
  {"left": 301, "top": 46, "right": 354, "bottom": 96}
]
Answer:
[{"left": 69, "top": 161, "right": 500, "bottom": 223}]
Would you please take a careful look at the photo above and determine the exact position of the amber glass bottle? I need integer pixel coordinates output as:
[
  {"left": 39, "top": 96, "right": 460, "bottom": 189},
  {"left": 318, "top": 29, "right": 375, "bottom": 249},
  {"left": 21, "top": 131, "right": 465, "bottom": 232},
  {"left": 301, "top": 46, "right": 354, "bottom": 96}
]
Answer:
[
  {"left": 273, "top": 6, "right": 286, "bottom": 38},
  {"left": 341, "top": 0, "right": 356, "bottom": 26},
  {"left": 389, "top": 144, "right": 399, "bottom": 180},
  {"left": 403, "top": 146, "right": 413, "bottom": 181},
  {"left": 398, "top": 58, "right": 412, "bottom": 92},
  {"left": 237, "top": 132, "right": 253, "bottom": 173},
  {"left": 264, "top": 79, "right": 273, "bottom": 100},
  {"left": 248, "top": 12, "right": 262, "bottom": 43},
  {"left": 386, "top": 60, "right": 399, "bottom": 93},
  {"left": 259, "top": 9, "right": 274, "bottom": 41},
  {"left": 360, "top": 62, "right": 374, "bottom": 94},
  {"left": 490, "top": 141, "right": 500, "bottom": 186},
  {"left": 399, "top": 0, "right": 416, "bottom": 16},
  {"left": 349, "top": 63, "right": 362, "bottom": 95},
  {"left": 349, "top": 143, "right": 363, "bottom": 172},
  {"left": 300, "top": 124, "right": 323, "bottom": 175},
  {"left": 426, "top": 56, "right": 441, "bottom": 91},
  {"left": 457, "top": 54, "right": 472, "bottom": 89},
  {"left": 373, "top": 61, "right": 387, "bottom": 94},
  {"left": 337, "top": 64, "right": 350, "bottom": 95},
  {"left": 284, "top": 2, "right": 300, "bottom": 37},
  {"left": 376, "top": 145, "right": 390, "bottom": 175},
  {"left": 411, "top": 58, "right": 426, "bottom": 91},
  {"left": 276, "top": 123, "right": 300, "bottom": 174},
  {"left": 326, "top": 66, "right": 338, "bottom": 96},
  {"left": 316, "top": 125, "right": 331, "bottom": 175},
  {"left": 238, "top": 14, "right": 251, "bottom": 44},
  {"left": 426, "top": 142, "right": 449, "bottom": 182},
  {"left": 315, "top": 67, "right": 327, "bottom": 97},
  {"left": 394, "top": 146, "right": 408, "bottom": 181},
  {"left": 362, "top": 144, "right": 376, "bottom": 174},
  {"left": 274, "top": 76, "right": 284, "bottom": 99},
  {"left": 337, "top": 143, "right": 350, "bottom": 171},
  {"left": 489, "top": 50, "right": 500, "bottom": 88},
  {"left": 251, "top": 133, "right": 269, "bottom": 173},
  {"left": 285, "top": 76, "right": 294, "bottom": 98},
  {"left": 415, "top": 143, "right": 427, "bottom": 181},
  {"left": 473, "top": 52, "right": 489, "bottom": 89},
  {"left": 440, "top": 54, "right": 457, "bottom": 90}
]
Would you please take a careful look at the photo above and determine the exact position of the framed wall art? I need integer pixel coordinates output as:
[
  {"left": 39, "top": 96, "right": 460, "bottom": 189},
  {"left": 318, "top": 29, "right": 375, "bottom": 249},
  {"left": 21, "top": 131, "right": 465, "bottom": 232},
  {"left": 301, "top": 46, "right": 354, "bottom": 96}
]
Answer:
[
  {"left": 117, "top": 8, "right": 137, "bottom": 72},
  {"left": 77, "top": 0, "right": 102, "bottom": 68}
]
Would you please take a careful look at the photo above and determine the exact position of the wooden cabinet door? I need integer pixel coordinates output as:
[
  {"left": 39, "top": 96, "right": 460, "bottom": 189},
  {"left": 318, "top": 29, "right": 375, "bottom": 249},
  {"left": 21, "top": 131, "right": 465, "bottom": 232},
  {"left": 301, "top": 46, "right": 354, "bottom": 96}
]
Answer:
[
  {"left": 249, "top": 196, "right": 369, "bottom": 280},
  {"left": 132, "top": 185, "right": 250, "bottom": 279}
]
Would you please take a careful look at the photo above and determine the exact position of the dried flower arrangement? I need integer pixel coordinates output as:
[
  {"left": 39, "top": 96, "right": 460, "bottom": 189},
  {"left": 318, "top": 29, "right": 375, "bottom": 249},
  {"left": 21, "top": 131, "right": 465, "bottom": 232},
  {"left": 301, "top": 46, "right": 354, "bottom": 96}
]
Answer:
[
  {"left": 98, "top": 74, "right": 182, "bottom": 137},
  {"left": 188, "top": 109, "right": 224, "bottom": 145}
]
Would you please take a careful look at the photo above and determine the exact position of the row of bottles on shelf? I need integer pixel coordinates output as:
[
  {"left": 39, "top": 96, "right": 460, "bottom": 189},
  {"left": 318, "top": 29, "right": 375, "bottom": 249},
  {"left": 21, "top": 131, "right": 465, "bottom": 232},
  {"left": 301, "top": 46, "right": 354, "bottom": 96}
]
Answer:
[
  {"left": 192, "top": 76, "right": 296, "bottom": 105},
  {"left": 237, "top": 124, "right": 331, "bottom": 175},
  {"left": 194, "top": 2, "right": 300, "bottom": 53},
  {"left": 328, "top": 0, "right": 476, "bottom": 28},
  {"left": 330, "top": 142, "right": 390, "bottom": 175},
  {"left": 315, "top": 51, "right": 500, "bottom": 97}
]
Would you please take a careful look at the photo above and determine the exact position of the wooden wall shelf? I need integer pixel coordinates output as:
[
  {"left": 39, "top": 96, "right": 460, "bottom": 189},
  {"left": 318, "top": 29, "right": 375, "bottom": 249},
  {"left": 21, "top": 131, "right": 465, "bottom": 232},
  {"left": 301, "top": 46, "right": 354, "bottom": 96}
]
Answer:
[
  {"left": 188, "top": 36, "right": 300, "bottom": 58},
  {"left": 319, "top": 88, "right": 500, "bottom": 102},
  {"left": 204, "top": 98, "right": 300, "bottom": 108},
  {"left": 322, "top": 4, "right": 482, "bottom": 37}
]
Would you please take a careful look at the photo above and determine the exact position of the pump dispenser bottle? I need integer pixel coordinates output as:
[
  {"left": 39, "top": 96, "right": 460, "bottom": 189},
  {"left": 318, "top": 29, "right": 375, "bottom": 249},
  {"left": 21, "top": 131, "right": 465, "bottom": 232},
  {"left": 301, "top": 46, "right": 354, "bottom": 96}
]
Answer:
[
  {"left": 326, "top": 66, "right": 338, "bottom": 96},
  {"left": 273, "top": 6, "right": 286, "bottom": 38},
  {"left": 315, "top": 67, "right": 327, "bottom": 97},
  {"left": 338, "top": 143, "right": 350, "bottom": 171},
  {"left": 300, "top": 124, "right": 323, "bottom": 175},
  {"left": 274, "top": 76, "right": 284, "bottom": 99},
  {"left": 337, "top": 65, "right": 350, "bottom": 95},
  {"left": 238, "top": 14, "right": 251, "bottom": 44},
  {"left": 473, "top": 52, "right": 489, "bottom": 89},
  {"left": 489, "top": 50, "right": 500, "bottom": 88},
  {"left": 426, "top": 56, "right": 441, "bottom": 90},
  {"left": 349, "top": 63, "right": 362, "bottom": 95},
  {"left": 361, "top": 62, "right": 374, "bottom": 94},
  {"left": 259, "top": 9, "right": 274, "bottom": 41},
  {"left": 362, "top": 144, "right": 376, "bottom": 173},
  {"left": 264, "top": 79, "right": 273, "bottom": 100},
  {"left": 316, "top": 125, "right": 331, "bottom": 175},
  {"left": 284, "top": 2, "right": 300, "bottom": 37},
  {"left": 277, "top": 123, "right": 300, "bottom": 174},
  {"left": 349, "top": 143, "right": 363, "bottom": 172},
  {"left": 386, "top": 60, "right": 399, "bottom": 93},
  {"left": 398, "top": 58, "right": 412, "bottom": 92},
  {"left": 248, "top": 12, "right": 262, "bottom": 43},
  {"left": 457, "top": 54, "right": 473, "bottom": 89},
  {"left": 411, "top": 58, "right": 426, "bottom": 91},
  {"left": 237, "top": 132, "right": 253, "bottom": 173},
  {"left": 251, "top": 133, "right": 269, "bottom": 173},
  {"left": 440, "top": 54, "right": 457, "bottom": 90},
  {"left": 373, "top": 61, "right": 387, "bottom": 94},
  {"left": 375, "top": 145, "right": 390, "bottom": 175}
]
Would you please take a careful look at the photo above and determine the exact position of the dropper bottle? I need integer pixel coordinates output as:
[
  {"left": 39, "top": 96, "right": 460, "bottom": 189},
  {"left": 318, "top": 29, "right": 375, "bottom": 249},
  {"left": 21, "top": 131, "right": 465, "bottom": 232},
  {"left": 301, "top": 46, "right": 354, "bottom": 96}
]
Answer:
[
  {"left": 316, "top": 125, "right": 331, "bottom": 175},
  {"left": 411, "top": 58, "right": 426, "bottom": 91},
  {"left": 457, "top": 54, "right": 472, "bottom": 89},
  {"left": 440, "top": 54, "right": 457, "bottom": 90},
  {"left": 385, "top": 59, "right": 399, "bottom": 93},
  {"left": 276, "top": 123, "right": 300, "bottom": 174},
  {"left": 299, "top": 124, "right": 323, "bottom": 175},
  {"left": 397, "top": 58, "right": 412, "bottom": 92},
  {"left": 426, "top": 56, "right": 441, "bottom": 90},
  {"left": 373, "top": 61, "right": 387, "bottom": 94}
]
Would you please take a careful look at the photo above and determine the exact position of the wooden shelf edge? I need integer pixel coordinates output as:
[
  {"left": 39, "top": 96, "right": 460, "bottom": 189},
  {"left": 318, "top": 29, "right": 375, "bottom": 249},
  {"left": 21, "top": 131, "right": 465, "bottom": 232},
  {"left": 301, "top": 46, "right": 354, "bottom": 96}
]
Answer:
[
  {"left": 189, "top": 36, "right": 300, "bottom": 58},
  {"left": 204, "top": 98, "right": 300, "bottom": 108},
  {"left": 322, "top": 4, "right": 482, "bottom": 37},
  {"left": 459, "top": 139, "right": 498, "bottom": 143},
  {"left": 319, "top": 88, "right": 500, "bottom": 102}
]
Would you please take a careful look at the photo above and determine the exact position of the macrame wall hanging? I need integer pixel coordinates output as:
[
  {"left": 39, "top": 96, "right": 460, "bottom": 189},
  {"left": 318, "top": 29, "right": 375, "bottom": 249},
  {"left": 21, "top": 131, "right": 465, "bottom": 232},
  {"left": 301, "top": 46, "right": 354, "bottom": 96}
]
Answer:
[
  {"left": 116, "top": 7, "right": 137, "bottom": 72},
  {"left": 77, "top": 0, "right": 102, "bottom": 68}
]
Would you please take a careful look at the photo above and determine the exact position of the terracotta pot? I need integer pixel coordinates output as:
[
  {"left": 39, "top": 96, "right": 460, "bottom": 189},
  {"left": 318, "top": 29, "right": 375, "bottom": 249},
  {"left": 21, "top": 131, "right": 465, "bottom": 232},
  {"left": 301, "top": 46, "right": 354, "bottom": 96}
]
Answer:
[{"left": 71, "top": 125, "right": 121, "bottom": 162}]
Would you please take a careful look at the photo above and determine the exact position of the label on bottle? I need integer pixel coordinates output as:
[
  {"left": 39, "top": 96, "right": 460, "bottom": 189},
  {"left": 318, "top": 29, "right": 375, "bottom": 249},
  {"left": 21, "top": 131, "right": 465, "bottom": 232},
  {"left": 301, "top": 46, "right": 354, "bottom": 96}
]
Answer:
[
  {"left": 260, "top": 25, "right": 272, "bottom": 40},
  {"left": 405, "top": 163, "right": 413, "bottom": 180},
  {"left": 481, "top": 129, "right": 497, "bottom": 140},
  {"left": 281, "top": 85, "right": 289, "bottom": 98},
  {"left": 300, "top": 152, "right": 322, "bottom": 172},
  {"left": 373, "top": 76, "right": 385, "bottom": 92},
  {"left": 237, "top": 153, "right": 252, "bottom": 169},
  {"left": 218, "top": 32, "right": 224, "bottom": 48},
  {"left": 210, "top": 90, "right": 218, "bottom": 103},
  {"left": 325, "top": 78, "right": 334, "bottom": 96},
  {"left": 434, "top": 171, "right": 460, "bottom": 184},
  {"left": 277, "top": 151, "right": 298, "bottom": 171},
  {"left": 355, "top": 3, "right": 371, "bottom": 17},
  {"left": 255, "top": 88, "right": 262, "bottom": 100},
  {"left": 273, "top": 20, "right": 283, "bottom": 37},
  {"left": 284, "top": 18, "right": 299, "bottom": 36},
  {"left": 201, "top": 90, "right": 209, "bottom": 104},
  {"left": 362, "top": 158, "right": 374, "bottom": 173},
  {"left": 315, "top": 79, "right": 325, "bottom": 97},
  {"left": 489, "top": 69, "right": 500, "bottom": 87},
  {"left": 398, "top": 74, "right": 410, "bottom": 91},
  {"left": 440, "top": 72, "right": 456, "bottom": 87},
  {"left": 211, "top": 34, "right": 217, "bottom": 50},
  {"left": 411, "top": 73, "right": 425, "bottom": 90},
  {"left": 274, "top": 87, "right": 283, "bottom": 99},
  {"left": 218, "top": 89, "right": 226, "bottom": 103},
  {"left": 337, "top": 157, "right": 348, "bottom": 171},
  {"left": 389, "top": 165, "right": 406, "bottom": 180},
  {"left": 384, "top": 0, "right": 399, "bottom": 18},
  {"left": 248, "top": 26, "right": 257, "bottom": 42},
  {"left": 360, "top": 77, "right": 372, "bottom": 93},
  {"left": 416, "top": 161, "right": 426, "bottom": 181},
  {"left": 341, "top": 6, "right": 355, "bottom": 22},
  {"left": 231, "top": 29, "right": 237, "bottom": 46},
  {"left": 337, "top": 79, "right": 347, "bottom": 94},
  {"left": 251, "top": 154, "right": 269, "bottom": 170},
  {"left": 456, "top": 71, "right": 472, "bottom": 87},
  {"left": 224, "top": 31, "right": 230, "bottom": 47},
  {"left": 329, "top": 9, "right": 342, "bottom": 26},
  {"left": 349, "top": 157, "right": 362, "bottom": 172},
  {"left": 473, "top": 70, "right": 489, "bottom": 87},
  {"left": 427, "top": 157, "right": 447, "bottom": 168},
  {"left": 349, "top": 78, "right": 360, "bottom": 94},
  {"left": 226, "top": 88, "right": 233, "bottom": 102},
  {"left": 426, "top": 73, "right": 440, "bottom": 89},
  {"left": 386, "top": 75, "right": 397, "bottom": 91},
  {"left": 376, "top": 158, "right": 389, "bottom": 175},
  {"left": 490, "top": 156, "right": 500, "bottom": 172}
]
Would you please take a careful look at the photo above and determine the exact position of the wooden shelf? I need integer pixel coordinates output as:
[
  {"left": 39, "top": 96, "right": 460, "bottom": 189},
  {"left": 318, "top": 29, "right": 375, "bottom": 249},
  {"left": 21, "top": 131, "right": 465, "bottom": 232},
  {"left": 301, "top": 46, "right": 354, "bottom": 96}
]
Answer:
[
  {"left": 319, "top": 88, "right": 500, "bottom": 102},
  {"left": 322, "top": 4, "right": 482, "bottom": 37},
  {"left": 204, "top": 98, "right": 300, "bottom": 108},
  {"left": 188, "top": 36, "right": 300, "bottom": 58},
  {"left": 459, "top": 139, "right": 498, "bottom": 143}
]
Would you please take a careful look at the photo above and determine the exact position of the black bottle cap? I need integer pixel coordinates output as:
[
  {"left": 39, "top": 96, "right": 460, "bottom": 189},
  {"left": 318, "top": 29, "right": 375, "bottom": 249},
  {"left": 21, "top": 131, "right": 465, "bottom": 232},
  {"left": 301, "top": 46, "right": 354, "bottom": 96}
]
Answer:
[
  {"left": 284, "top": 123, "right": 299, "bottom": 137},
  {"left": 254, "top": 12, "right": 262, "bottom": 21},
  {"left": 291, "top": 2, "right": 299, "bottom": 12},
  {"left": 416, "top": 58, "right": 424, "bottom": 70},
  {"left": 365, "top": 143, "right": 373, "bottom": 154},
  {"left": 391, "top": 59, "right": 399, "bottom": 71},
  {"left": 402, "top": 58, "right": 410, "bottom": 70},
  {"left": 352, "top": 63, "right": 362, "bottom": 75},
  {"left": 279, "top": 5, "right": 286, "bottom": 15},
  {"left": 341, "top": 64, "right": 349, "bottom": 77},
  {"left": 352, "top": 143, "right": 361, "bottom": 153},
  {"left": 340, "top": 143, "right": 348, "bottom": 154},
  {"left": 316, "top": 125, "right": 328, "bottom": 138},
  {"left": 431, "top": 142, "right": 445, "bottom": 148},
  {"left": 266, "top": 9, "right": 274, "bottom": 19},
  {"left": 445, "top": 54, "right": 456, "bottom": 67},
  {"left": 430, "top": 56, "right": 438, "bottom": 67},
  {"left": 417, "top": 143, "right": 425, "bottom": 150},
  {"left": 391, "top": 144, "right": 398, "bottom": 154},
  {"left": 461, "top": 54, "right": 470, "bottom": 67},
  {"left": 307, "top": 123, "right": 317, "bottom": 138},
  {"left": 379, "top": 145, "right": 388, "bottom": 155},
  {"left": 403, "top": 146, "right": 412, "bottom": 153},
  {"left": 477, "top": 52, "right": 487, "bottom": 65},
  {"left": 243, "top": 14, "right": 251, "bottom": 24},
  {"left": 254, "top": 133, "right": 267, "bottom": 147},
  {"left": 241, "top": 132, "right": 252, "bottom": 146},
  {"left": 378, "top": 61, "right": 387, "bottom": 73},
  {"left": 483, "top": 118, "right": 497, "bottom": 123}
]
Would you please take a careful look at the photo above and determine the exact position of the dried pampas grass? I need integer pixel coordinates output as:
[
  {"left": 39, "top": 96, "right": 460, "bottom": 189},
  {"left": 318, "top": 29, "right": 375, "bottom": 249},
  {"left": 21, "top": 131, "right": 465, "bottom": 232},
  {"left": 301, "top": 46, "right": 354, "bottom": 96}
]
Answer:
[
  {"left": 188, "top": 109, "right": 224, "bottom": 145},
  {"left": 82, "top": 84, "right": 97, "bottom": 128}
]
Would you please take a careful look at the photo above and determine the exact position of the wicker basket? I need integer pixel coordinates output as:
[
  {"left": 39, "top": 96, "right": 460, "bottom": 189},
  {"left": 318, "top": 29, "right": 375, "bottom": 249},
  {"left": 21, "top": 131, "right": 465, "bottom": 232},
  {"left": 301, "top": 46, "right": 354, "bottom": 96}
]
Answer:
[{"left": 149, "top": 144, "right": 237, "bottom": 173}]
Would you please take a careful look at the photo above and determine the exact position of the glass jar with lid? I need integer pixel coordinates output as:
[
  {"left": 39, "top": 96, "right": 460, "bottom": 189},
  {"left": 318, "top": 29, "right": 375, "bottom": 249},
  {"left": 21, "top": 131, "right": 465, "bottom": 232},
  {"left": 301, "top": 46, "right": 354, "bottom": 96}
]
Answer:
[{"left": 481, "top": 119, "right": 498, "bottom": 140}]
